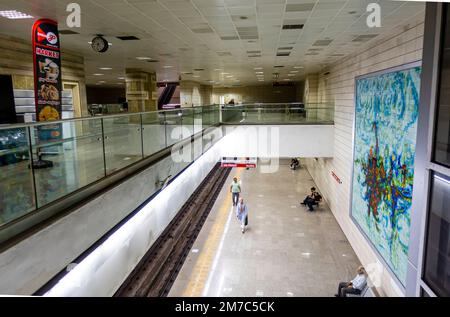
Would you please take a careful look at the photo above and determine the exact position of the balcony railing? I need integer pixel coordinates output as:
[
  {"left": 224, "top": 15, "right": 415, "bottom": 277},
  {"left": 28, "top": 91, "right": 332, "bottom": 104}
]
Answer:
[
  {"left": 221, "top": 102, "right": 334, "bottom": 124},
  {"left": 0, "top": 103, "right": 333, "bottom": 241}
]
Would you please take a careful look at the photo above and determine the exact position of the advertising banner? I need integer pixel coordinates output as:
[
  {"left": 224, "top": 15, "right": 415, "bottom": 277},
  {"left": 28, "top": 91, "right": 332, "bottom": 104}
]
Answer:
[{"left": 32, "top": 19, "right": 62, "bottom": 141}]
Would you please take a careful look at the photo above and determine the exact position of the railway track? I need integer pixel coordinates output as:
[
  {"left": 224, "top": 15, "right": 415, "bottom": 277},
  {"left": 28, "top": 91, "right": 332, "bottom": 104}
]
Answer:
[{"left": 114, "top": 163, "right": 231, "bottom": 297}]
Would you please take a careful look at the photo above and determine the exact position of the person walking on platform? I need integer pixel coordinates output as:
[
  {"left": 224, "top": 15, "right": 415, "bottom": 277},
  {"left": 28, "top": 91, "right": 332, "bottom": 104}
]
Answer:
[
  {"left": 236, "top": 197, "right": 249, "bottom": 234},
  {"left": 230, "top": 177, "right": 241, "bottom": 206}
]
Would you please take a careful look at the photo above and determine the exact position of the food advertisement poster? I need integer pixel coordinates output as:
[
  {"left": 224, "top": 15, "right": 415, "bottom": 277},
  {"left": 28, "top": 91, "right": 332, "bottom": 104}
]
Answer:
[{"left": 32, "top": 19, "right": 62, "bottom": 140}]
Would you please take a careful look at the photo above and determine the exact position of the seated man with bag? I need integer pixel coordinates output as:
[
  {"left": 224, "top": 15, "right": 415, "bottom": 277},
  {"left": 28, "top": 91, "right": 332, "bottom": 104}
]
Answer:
[{"left": 301, "top": 187, "right": 322, "bottom": 211}]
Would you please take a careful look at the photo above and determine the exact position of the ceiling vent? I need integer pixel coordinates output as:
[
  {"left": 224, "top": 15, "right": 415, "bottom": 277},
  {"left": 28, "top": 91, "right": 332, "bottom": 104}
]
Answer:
[
  {"left": 248, "top": 55, "right": 261, "bottom": 58},
  {"left": 282, "top": 24, "right": 304, "bottom": 30},
  {"left": 116, "top": 35, "right": 140, "bottom": 41},
  {"left": 278, "top": 47, "right": 293, "bottom": 50},
  {"left": 313, "top": 39, "right": 333, "bottom": 46},
  {"left": 59, "top": 30, "right": 79, "bottom": 35},
  {"left": 352, "top": 34, "right": 379, "bottom": 42},
  {"left": 217, "top": 51, "right": 233, "bottom": 56},
  {"left": 285, "top": 3, "right": 315, "bottom": 12},
  {"left": 274, "top": 65, "right": 285, "bottom": 68},
  {"left": 192, "top": 27, "right": 214, "bottom": 34},
  {"left": 221, "top": 36, "right": 239, "bottom": 40},
  {"left": 277, "top": 52, "right": 290, "bottom": 56},
  {"left": 146, "top": 59, "right": 159, "bottom": 63},
  {"left": 247, "top": 50, "right": 261, "bottom": 54},
  {"left": 194, "top": 68, "right": 205, "bottom": 71}
]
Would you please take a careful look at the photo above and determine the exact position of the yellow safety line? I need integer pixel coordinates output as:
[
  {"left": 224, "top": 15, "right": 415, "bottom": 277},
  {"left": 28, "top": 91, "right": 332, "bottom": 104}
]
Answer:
[{"left": 181, "top": 168, "right": 243, "bottom": 297}]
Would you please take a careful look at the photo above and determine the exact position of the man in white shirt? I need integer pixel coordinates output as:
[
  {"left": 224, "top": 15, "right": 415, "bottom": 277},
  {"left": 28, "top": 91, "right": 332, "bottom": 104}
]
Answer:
[
  {"left": 230, "top": 177, "right": 241, "bottom": 206},
  {"left": 335, "top": 266, "right": 367, "bottom": 297}
]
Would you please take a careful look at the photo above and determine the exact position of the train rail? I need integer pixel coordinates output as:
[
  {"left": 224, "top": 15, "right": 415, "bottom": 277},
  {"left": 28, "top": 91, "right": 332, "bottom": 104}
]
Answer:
[{"left": 114, "top": 163, "right": 231, "bottom": 297}]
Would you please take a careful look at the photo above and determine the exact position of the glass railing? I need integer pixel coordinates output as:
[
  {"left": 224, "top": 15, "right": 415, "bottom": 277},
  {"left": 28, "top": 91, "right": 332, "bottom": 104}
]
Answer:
[
  {"left": 0, "top": 105, "right": 221, "bottom": 230},
  {"left": 0, "top": 102, "right": 332, "bottom": 235},
  {"left": 221, "top": 103, "right": 334, "bottom": 124}
]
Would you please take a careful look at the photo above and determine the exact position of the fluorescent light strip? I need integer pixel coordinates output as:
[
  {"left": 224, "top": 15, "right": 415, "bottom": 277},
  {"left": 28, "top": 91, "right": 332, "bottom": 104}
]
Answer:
[{"left": 0, "top": 10, "right": 33, "bottom": 19}]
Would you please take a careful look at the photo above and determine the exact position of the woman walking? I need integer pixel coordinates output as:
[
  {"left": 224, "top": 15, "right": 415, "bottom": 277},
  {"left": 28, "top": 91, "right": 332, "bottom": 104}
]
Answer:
[{"left": 236, "top": 197, "right": 249, "bottom": 234}]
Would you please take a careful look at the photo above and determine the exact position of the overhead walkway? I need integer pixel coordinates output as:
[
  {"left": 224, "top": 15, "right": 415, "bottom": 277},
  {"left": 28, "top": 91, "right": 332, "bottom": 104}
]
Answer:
[{"left": 168, "top": 161, "right": 360, "bottom": 297}]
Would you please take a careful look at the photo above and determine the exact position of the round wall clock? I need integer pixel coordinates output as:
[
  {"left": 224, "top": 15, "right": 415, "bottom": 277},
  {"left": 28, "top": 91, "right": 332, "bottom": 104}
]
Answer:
[{"left": 91, "top": 36, "right": 109, "bottom": 53}]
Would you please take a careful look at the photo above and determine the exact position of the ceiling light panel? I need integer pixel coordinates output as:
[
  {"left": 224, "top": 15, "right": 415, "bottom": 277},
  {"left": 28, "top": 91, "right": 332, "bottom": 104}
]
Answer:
[{"left": 285, "top": 3, "right": 315, "bottom": 12}]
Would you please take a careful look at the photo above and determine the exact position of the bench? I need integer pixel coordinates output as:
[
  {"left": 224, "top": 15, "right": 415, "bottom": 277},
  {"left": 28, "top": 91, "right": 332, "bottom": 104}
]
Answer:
[{"left": 346, "top": 284, "right": 375, "bottom": 297}]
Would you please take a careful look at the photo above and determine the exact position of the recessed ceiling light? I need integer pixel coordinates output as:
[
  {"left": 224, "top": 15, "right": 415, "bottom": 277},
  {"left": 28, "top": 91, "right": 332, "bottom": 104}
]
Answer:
[
  {"left": 283, "top": 79, "right": 291, "bottom": 81},
  {"left": 255, "top": 72, "right": 264, "bottom": 74},
  {"left": 93, "top": 73, "right": 104, "bottom": 76},
  {"left": 214, "top": 69, "right": 223, "bottom": 71},
  {"left": 99, "top": 67, "right": 112, "bottom": 70},
  {"left": 118, "top": 77, "right": 125, "bottom": 80},
  {"left": 288, "top": 74, "right": 296, "bottom": 76},
  {"left": 226, "top": 75, "right": 234, "bottom": 78},
  {"left": 254, "top": 67, "right": 263, "bottom": 70},
  {"left": 0, "top": 10, "right": 33, "bottom": 19},
  {"left": 221, "top": 72, "right": 229, "bottom": 75},
  {"left": 193, "top": 75, "right": 200, "bottom": 78},
  {"left": 290, "top": 70, "right": 299, "bottom": 73},
  {"left": 163, "top": 65, "right": 173, "bottom": 68},
  {"left": 136, "top": 57, "right": 153, "bottom": 60},
  {"left": 98, "top": 81, "right": 106, "bottom": 83}
]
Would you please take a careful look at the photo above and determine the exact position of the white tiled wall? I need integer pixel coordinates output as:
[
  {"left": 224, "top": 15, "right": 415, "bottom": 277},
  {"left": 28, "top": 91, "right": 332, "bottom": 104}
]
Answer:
[{"left": 304, "top": 12, "right": 425, "bottom": 297}]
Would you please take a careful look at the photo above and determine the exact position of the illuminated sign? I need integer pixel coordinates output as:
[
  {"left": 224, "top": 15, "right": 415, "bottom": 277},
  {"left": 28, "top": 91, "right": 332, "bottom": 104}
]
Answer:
[{"left": 221, "top": 157, "right": 257, "bottom": 168}]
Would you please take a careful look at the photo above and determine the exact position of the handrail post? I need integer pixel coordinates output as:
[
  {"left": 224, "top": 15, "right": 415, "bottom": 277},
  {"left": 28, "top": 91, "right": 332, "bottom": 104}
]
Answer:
[
  {"left": 27, "top": 125, "right": 38, "bottom": 210},
  {"left": 100, "top": 118, "right": 107, "bottom": 177},
  {"left": 140, "top": 114, "right": 144, "bottom": 158}
]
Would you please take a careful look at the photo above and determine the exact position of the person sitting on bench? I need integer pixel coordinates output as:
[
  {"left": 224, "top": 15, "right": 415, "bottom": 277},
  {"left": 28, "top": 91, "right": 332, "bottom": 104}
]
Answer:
[
  {"left": 335, "top": 266, "right": 367, "bottom": 297},
  {"left": 290, "top": 158, "right": 300, "bottom": 170},
  {"left": 301, "top": 187, "right": 322, "bottom": 211}
]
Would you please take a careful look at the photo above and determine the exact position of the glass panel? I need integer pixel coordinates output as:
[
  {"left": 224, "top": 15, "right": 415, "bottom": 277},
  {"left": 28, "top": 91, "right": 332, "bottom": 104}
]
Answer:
[
  {"left": 193, "top": 107, "right": 203, "bottom": 134},
  {"left": 434, "top": 6, "right": 450, "bottom": 167},
  {"left": 165, "top": 109, "right": 183, "bottom": 146},
  {"left": 181, "top": 108, "right": 194, "bottom": 138},
  {"left": 103, "top": 114, "right": 143, "bottom": 174},
  {"left": 202, "top": 105, "right": 220, "bottom": 128},
  {"left": 423, "top": 173, "right": 450, "bottom": 297},
  {"left": 221, "top": 103, "right": 333, "bottom": 124},
  {"left": 142, "top": 112, "right": 166, "bottom": 157},
  {"left": 0, "top": 127, "right": 35, "bottom": 225},
  {"left": 31, "top": 118, "right": 105, "bottom": 207}
]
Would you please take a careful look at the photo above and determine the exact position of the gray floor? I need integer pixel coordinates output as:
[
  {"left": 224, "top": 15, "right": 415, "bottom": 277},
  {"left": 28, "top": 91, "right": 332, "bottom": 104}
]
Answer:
[{"left": 169, "top": 160, "right": 360, "bottom": 297}]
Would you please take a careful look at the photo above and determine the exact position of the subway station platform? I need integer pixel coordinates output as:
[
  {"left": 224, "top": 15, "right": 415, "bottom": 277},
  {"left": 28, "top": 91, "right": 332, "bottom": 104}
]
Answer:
[{"left": 169, "top": 160, "right": 360, "bottom": 297}]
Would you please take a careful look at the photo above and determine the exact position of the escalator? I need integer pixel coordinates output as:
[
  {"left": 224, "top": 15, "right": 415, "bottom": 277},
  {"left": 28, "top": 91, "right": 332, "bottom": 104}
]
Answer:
[{"left": 158, "top": 83, "right": 177, "bottom": 109}]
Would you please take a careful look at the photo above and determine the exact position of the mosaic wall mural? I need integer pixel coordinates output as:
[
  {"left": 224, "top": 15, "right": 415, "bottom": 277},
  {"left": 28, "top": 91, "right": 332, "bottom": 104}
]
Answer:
[{"left": 351, "top": 64, "right": 421, "bottom": 285}]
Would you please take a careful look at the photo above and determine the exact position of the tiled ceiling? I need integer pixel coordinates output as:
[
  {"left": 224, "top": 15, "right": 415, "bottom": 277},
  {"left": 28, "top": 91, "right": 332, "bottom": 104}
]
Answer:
[{"left": 0, "top": 0, "right": 425, "bottom": 87}]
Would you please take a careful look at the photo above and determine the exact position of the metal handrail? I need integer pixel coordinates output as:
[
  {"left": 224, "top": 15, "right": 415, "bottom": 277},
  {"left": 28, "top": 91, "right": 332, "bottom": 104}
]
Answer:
[{"left": 0, "top": 103, "right": 332, "bottom": 130}]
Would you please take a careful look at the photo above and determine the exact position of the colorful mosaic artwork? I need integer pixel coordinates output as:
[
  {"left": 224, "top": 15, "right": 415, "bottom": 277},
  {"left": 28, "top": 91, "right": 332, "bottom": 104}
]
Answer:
[{"left": 352, "top": 65, "right": 421, "bottom": 285}]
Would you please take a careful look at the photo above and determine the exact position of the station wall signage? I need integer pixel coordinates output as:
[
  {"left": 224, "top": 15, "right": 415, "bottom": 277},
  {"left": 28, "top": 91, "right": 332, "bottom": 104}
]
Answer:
[
  {"left": 32, "top": 19, "right": 63, "bottom": 140},
  {"left": 221, "top": 157, "right": 257, "bottom": 168},
  {"left": 331, "top": 171, "right": 342, "bottom": 184}
]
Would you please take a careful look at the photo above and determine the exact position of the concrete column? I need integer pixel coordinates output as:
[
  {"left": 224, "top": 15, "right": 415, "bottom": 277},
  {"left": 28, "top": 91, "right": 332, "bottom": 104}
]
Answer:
[{"left": 125, "top": 69, "right": 157, "bottom": 112}]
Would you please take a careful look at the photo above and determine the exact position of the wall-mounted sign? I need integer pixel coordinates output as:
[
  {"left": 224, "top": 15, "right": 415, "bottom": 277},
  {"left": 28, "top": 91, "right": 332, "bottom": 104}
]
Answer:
[
  {"left": 331, "top": 171, "right": 342, "bottom": 184},
  {"left": 221, "top": 157, "right": 257, "bottom": 168},
  {"left": 32, "top": 19, "right": 62, "bottom": 124}
]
